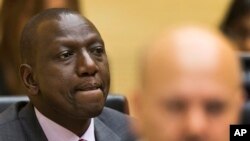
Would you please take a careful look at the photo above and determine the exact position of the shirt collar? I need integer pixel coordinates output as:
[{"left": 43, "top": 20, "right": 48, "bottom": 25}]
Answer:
[{"left": 34, "top": 108, "right": 95, "bottom": 141}]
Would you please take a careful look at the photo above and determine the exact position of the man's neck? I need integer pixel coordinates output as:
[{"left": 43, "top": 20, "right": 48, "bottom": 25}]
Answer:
[
  {"left": 54, "top": 116, "right": 91, "bottom": 137},
  {"left": 35, "top": 106, "right": 91, "bottom": 137}
]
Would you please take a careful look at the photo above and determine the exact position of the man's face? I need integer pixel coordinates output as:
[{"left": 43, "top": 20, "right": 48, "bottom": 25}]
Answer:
[
  {"left": 32, "top": 14, "right": 110, "bottom": 119},
  {"left": 137, "top": 68, "right": 243, "bottom": 141},
  {"left": 135, "top": 27, "right": 244, "bottom": 141}
]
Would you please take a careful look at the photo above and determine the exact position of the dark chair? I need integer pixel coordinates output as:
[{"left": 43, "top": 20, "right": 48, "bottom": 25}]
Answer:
[
  {"left": 105, "top": 94, "right": 129, "bottom": 114},
  {"left": 240, "top": 53, "right": 250, "bottom": 100},
  {"left": 241, "top": 102, "right": 250, "bottom": 124},
  {"left": 0, "top": 94, "right": 129, "bottom": 114},
  {"left": 237, "top": 53, "right": 250, "bottom": 123}
]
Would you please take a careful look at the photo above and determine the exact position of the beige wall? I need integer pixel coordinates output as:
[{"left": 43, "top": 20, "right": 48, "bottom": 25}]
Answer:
[{"left": 83, "top": 0, "right": 232, "bottom": 97}]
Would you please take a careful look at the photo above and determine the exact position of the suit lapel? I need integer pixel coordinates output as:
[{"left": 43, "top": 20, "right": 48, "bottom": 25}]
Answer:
[
  {"left": 94, "top": 118, "right": 120, "bottom": 141},
  {"left": 16, "top": 103, "right": 121, "bottom": 141},
  {"left": 18, "top": 103, "right": 48, "bottom": 141}
]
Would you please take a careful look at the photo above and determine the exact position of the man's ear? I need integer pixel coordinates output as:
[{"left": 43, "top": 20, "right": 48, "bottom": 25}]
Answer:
[
  {"left": 20, "top": 64, "right": 39, "bottom": 95},
  {"left": 131, "top": 89, "right": 144, "bottom": 137},
  {"left": 239, "top": 89, "right": 247, "bottom": 110},
  {"left": 131, "top": 89, "right": 144, "bottom": 118}
]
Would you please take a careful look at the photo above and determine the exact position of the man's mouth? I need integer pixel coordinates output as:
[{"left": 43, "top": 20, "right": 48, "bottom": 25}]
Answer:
[{"left": 74, "top": 83, "right": 103, "bottom": 92}]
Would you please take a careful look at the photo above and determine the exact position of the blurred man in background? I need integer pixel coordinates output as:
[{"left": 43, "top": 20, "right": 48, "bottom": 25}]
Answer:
[
  {"left": 134, "top": 26, "right": 245, "bottom": 141},
  {"left": 221, "top": 0, "right": 250, "bottom": 51}
]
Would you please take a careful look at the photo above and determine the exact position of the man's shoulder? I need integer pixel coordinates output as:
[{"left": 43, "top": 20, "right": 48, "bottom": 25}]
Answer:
[
  {"left": 96, "top": 107, "right": 137, "bottom": 141},
  {"left": 99, "top": 107, "right": 130, "bottom": 121},
  {"left": 0, "top": 102, "right": 28, "bottom": 140},
  {"left": 0, "top": 102, "right": 27, "bottom": 124}
]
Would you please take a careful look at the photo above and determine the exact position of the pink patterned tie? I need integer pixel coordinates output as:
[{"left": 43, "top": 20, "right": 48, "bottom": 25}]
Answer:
[{"left": 78, "top": 139, "right": 87, "bottom": 141}]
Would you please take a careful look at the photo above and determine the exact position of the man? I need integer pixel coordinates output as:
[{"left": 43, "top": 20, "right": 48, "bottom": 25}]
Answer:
[
  {"left": 220, "top": 0, "right": 250, "bottom": 51},
  {"left": 0, "top": 8, "right": 136, "bottom": 141},
  {"left": 134, "top": 26, "right": 245, "bottom": 141}
]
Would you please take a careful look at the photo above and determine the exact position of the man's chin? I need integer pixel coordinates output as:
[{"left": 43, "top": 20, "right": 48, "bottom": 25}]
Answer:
[
  {"left": 74, "top": 103, "right": 105, "bottom": 119},
  {"left": 86, "top": 105, "right": 104, "bottom": 117}
]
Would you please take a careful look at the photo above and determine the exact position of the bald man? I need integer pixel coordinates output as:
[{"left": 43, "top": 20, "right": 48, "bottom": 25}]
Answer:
[
  {"left": 0, "top": 8, "right": 136, "bottom": 141},
  {"left": 134, "top": 26, "right": 245, "bottom": 141}
]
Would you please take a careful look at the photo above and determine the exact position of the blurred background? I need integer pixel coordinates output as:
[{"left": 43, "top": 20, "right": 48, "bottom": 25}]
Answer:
[
  {"left": 84, "top": 0, "right": 231, "bottom": 96},
  {"left": 0, "top": 0, "right": 239, "bottom": 109},
  {"left": 84, "top": 0, "right": 231, "bottom": 95}
]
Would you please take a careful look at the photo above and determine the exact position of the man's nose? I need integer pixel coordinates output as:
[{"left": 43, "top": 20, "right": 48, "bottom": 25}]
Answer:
[
  {"left": 75, "top": 50, "right": 98, "bottom": 76},
  {"left": 186, "top": 108, "right": 207, "bottom": 136}
]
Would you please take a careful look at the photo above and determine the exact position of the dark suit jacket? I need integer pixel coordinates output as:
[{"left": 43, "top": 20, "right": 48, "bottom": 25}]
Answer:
[{"left": 0, "top": 102, "right": 136, "bottom": 141}]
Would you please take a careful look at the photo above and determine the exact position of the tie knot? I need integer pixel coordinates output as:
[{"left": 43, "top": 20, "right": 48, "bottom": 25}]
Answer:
[{"left": 79, "top": 139, "right": 87, "bottom": 141}]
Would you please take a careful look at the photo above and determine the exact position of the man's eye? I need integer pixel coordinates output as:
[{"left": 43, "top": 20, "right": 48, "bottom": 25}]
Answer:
[
  {"left": 59, "top": 51, "right": 74, "bottom": 59},
  {"left": 90, "top": 46, "right": 104, "bottom": 56},
  {"left": 164, "top": 100, "right": 186, "bottom": 113},
  {"left": 206, "top": 101, "right": 225, "bottom": 116}
]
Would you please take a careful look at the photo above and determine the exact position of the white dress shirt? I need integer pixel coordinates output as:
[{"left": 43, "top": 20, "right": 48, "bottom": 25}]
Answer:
[{"left": 35, "top": 108, "right": 95, "bottom": 141}]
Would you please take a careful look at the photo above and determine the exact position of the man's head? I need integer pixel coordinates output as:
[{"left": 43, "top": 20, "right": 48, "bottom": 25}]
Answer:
[
  {"left": 134, "top": 26, "right": 245, "bottom": 141},
  {"left": 20, "top": 8, "right": 110, "bottom": 120}
]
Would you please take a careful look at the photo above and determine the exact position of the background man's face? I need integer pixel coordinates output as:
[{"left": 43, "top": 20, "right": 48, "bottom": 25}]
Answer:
[
  {"left": 134, "top": 27, "right": 244, "bottom": 141},
  {"left": 230, "top": 14, "right": 250, "bottom": 51},
  {"left": 137, "top": 73, "right": 243, "bottom": 141},
  {"left": 33, "top": 14, "right": 110, "bottom": 119}
]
